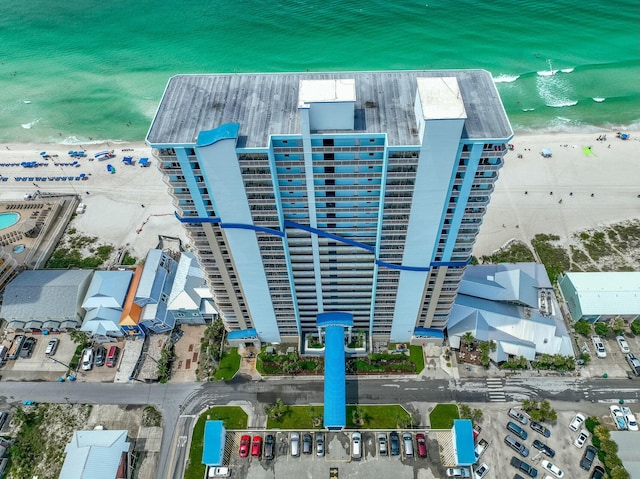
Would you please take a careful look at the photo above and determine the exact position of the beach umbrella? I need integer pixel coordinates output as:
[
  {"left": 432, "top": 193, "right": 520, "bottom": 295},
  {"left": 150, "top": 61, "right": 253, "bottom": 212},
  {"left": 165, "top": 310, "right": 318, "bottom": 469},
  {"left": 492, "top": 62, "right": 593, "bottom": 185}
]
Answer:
[{"left": 40, "top": 151, "right": 46, "bottom": 156}]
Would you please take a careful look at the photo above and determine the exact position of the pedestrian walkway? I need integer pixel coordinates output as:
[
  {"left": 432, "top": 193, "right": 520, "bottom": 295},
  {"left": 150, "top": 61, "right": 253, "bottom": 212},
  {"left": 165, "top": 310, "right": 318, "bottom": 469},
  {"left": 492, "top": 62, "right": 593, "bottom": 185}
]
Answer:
[{"left": 486, "top": 377, "right": 506, "bottom": 402}]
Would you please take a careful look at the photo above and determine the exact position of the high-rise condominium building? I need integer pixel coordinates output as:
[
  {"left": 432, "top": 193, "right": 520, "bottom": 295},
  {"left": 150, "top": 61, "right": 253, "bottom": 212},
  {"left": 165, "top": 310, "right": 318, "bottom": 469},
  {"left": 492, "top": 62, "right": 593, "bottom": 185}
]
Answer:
[{"left": 146, "top": 70, "right": 512, "bottom": 344}]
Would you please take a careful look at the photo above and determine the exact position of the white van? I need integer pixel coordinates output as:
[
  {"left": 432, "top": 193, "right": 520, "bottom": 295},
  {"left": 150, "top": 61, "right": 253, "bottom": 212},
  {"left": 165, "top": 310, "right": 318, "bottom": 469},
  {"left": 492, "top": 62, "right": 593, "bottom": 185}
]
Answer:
[
  {"left": 81, "top": 348, "right": 94, "bottom": 371},
  {"left": 351, "top": 432, "right": 362, "bottom": 460}
]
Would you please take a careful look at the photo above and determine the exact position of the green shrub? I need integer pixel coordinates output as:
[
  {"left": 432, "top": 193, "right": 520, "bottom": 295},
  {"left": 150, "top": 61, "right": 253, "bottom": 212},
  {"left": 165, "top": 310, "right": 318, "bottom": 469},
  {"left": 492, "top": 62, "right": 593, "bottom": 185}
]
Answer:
[{"left": 574, "top": 320, "right": 592, "bottom": 336}]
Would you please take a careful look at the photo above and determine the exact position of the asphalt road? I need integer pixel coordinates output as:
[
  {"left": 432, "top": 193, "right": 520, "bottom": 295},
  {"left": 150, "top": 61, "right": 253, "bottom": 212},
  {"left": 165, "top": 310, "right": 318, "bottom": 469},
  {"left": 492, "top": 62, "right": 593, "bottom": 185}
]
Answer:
[{"left": 1, "top": 375, "right": 639, "bottom": 479}]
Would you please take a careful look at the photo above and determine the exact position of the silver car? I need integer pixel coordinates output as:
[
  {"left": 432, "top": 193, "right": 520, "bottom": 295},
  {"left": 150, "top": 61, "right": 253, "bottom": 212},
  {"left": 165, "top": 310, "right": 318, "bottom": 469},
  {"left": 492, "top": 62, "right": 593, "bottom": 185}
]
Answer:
[{"left": 378, "top": 433, "right": 388, "bottom": 456}]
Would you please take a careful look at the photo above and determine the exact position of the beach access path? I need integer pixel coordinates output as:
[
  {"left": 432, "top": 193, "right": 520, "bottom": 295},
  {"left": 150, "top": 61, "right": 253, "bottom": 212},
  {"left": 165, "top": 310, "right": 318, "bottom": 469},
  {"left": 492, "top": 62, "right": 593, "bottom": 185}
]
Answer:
[{"left": 0, "top": 132, "right": 638, "bottom": 259}]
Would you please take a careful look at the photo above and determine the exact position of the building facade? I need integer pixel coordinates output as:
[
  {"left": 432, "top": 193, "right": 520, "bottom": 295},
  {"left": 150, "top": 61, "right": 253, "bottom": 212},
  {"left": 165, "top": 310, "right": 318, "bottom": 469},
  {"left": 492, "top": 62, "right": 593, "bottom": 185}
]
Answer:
[{"left": 146, "top": 71, "right": 512, "bottom": 344}]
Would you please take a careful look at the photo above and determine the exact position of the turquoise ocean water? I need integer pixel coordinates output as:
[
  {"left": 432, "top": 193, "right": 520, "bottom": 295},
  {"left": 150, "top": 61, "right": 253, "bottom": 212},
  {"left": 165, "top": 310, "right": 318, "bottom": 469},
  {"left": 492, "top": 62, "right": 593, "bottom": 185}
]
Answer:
[{"left": 0, "top": 0, "right": 638, "bottom": 143}]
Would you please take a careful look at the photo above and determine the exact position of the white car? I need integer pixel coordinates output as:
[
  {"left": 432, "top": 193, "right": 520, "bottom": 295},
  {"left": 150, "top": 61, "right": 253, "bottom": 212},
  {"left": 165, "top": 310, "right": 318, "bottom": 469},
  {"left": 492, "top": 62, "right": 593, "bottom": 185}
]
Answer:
[
  {"left": 621, "top": 406, "right": 639, "bottom": 431},
  {"left": 569, "top": 413, "right": 586, "bottom": 432},
  {"left": 81, "top": 348, "right": 94, "bottom": 371},
  {"left": 573, "top": 429, "right": 590, "bottom": 448},
  {"left": 474, "top": 463, "right": 489, "bottom": 479},
  {"left": 616, "top": 335, "right": 630, "bottom": 353},
  {"left": 446, "top": 468, "right": 471, "bottom": 478},
  {"left": 591, "top": 335, "right": 607, "bottom": 358},
  {"left": 610, "top": 405, "right": 628, "bottom": 430},
  {"left": 542, "top": 460, "right": 564, "bottom": 478}
]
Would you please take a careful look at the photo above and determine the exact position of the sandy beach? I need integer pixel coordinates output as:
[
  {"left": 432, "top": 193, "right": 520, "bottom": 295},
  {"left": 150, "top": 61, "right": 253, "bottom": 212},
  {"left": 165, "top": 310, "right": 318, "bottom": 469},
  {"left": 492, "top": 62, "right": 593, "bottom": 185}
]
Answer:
[{"left": 0, "top": 132, "right": 639, "bottom": 260}]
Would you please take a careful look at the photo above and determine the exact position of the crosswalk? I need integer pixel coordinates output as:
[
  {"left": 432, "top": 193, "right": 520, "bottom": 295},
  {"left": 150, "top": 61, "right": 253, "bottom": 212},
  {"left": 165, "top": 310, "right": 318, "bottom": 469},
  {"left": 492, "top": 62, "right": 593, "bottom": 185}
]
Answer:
[{"left": 486, "top": 378, "right": 506, "bottom": 402}]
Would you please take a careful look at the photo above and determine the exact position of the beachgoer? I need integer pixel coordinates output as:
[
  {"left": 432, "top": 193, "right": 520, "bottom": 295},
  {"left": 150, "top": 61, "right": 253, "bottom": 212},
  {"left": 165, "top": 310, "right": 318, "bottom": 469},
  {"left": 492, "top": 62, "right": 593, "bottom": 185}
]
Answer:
[
  {"left": 590, "top": 193, "right": 594, "bottom": 197},
  {"left": 141, "top": 204, "right": 145, "bottom": 208}
]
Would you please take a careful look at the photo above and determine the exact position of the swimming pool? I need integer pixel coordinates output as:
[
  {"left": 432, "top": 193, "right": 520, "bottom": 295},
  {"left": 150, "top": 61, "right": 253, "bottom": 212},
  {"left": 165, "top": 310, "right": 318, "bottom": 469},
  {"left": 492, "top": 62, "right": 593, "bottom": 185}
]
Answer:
[
  {"left": 13, "top": 244, "right": 25, "bottom": 254},
  {"left": 0, "top": 212, "right": 20, "bottom": 230}
]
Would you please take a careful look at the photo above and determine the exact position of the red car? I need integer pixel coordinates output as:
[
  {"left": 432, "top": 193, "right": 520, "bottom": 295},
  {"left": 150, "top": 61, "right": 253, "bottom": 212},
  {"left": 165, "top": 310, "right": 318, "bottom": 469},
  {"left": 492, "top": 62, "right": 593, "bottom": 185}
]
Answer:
[
  {"left": 416, "top": 433, "right": 427, "bottom": 458},
  {"left": 239, "top": 435, "right": 251, "bottom": 458},
  {"left": 251, "top": 435, "right": 263, "bottom": 457}
]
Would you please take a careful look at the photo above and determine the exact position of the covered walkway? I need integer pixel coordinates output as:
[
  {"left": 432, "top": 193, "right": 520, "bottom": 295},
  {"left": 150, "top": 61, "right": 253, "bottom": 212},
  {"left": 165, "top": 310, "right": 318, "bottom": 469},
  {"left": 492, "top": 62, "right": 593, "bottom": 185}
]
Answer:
[{"left": 317, "top": 312, "right": 352, "bottom": 431}]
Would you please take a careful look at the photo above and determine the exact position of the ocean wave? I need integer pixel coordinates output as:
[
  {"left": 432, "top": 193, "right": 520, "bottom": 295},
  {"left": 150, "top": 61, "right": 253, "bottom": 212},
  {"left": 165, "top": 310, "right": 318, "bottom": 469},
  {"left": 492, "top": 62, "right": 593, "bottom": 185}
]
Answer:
[
  {"left": 537, "top": 69, "right": 558, "bottom": 77},
  {"left": 21, "top": 119, "right": 40, "bottom": 129},
  {"left": 592, "top": 97, "right": 606, "bottom": 102},
  {"left": 546, "top": 100, "right": 578, "bottom": 108},
  {"left": 493, "top": 74, "right": 520, "bottom": 83},
  {"left": 60, "top": 136, "right": 129, "bottom": 145},
  {"left": 522, "top": 108, "right": 536, "bottom": 112},
  {"left": 560, "top": 68, "right": 574, "bottom": 73}
]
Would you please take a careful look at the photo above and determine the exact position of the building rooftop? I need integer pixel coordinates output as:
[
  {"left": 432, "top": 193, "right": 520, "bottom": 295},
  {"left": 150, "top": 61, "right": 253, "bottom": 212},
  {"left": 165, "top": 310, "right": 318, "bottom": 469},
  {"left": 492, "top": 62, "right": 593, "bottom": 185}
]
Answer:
[
  {"left": 0, "top": 269, "right": 92, "bottom": 321},
  {"left": 59, "top": 429, "right": 130, "bottom": 479},
  {"left": 147, "top": 70, "right": 512, "bottom": 147},
  {"left": 562, "top": 272, "right": 640, "bottom": 316}
]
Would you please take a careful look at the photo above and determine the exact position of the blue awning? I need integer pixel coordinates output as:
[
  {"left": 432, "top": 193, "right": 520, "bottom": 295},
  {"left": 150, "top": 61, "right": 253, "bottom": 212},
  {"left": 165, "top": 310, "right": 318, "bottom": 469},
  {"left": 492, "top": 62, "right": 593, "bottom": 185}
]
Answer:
[
  {"left": 202, "top": 420, "right": 226, "bottom": 466},
  {"left": 323, "top": 324, "right": 347, "bottom": 430},
  {"left": 413, "top": 327, "right": 445, "bottom": 339},
  {"left": 227, "top": 328, "right": 258, "bottom": 340},
  {"left": 317, "top": 311, "right": 353, "bottom": 328},
  {"left": 453, "top": 419, "right": 476, "bottom": 466}
]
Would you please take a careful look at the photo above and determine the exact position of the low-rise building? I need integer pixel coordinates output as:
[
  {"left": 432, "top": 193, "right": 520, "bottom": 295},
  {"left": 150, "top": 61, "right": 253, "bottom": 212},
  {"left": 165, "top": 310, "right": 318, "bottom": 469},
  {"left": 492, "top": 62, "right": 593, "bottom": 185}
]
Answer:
[
  {"left": 80, "top": 270, "right": 133, "bottom": 341},
  {"left": 59, "top": 429, "right": 131, "bottom": 479},
  {"left": 0, "top": 269, "right": 92, "bottom": 331},
  {"left": 557, "top": 272, "right": 640, "bottom": 323},
  {"left": 447, "top": 263, "right": 574, "bottom": 361}
]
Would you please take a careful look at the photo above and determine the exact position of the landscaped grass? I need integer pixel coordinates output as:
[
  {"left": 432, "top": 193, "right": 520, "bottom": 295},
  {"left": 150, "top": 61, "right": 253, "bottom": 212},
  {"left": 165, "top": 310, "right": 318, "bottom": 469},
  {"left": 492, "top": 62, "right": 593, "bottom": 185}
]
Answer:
[
  {"left": 266, "top": 405, "right": 324, "bottom": 430},
  {"left": 346, "top": 405, "right": 411, "bottom": 429},
  {"left": 184, "top": 406, "right": 248, "bottom": 479},
  {"left": 429, "top": 403, "right": 460, "bottom": 429},
  {"left": 531, "top": 234, "right": 571, "bottom": 282},
  {"left": 409, "top": 345, "right": 425, "bottom": 373},
  {"left": 265, "top": 404, "right": 412, "bottom": 430},
  {"left": 213, "top": 348, "right": 241, "bottom": 380}
]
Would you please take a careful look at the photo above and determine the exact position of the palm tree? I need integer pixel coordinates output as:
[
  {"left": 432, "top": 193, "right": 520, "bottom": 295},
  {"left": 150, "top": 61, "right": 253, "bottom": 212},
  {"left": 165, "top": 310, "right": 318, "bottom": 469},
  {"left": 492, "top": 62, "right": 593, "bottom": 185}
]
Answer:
[{"left": 461, "top": 332, "right": 475, "bottom": 349}]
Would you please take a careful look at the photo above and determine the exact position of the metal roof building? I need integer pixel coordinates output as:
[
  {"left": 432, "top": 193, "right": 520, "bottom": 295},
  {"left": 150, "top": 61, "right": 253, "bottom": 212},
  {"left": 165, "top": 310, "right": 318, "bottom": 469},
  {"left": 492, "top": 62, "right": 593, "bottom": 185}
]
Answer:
[
  {"left": 0, "top": 269, "right": 93, "bottom": 331},
  {"left": 59, "top": 429, "right": 130, "bottom": 479},
  {"left": 202, "top": 420, "right": 226, "bottom": 466},
  {"left": 558, "top": 272, "right": 640, "bottom": 322},
  {"left": 448, "top": 263, "right": 573, "bottom": 361},
  {"left": 452, "top": 419, "right": 476, "bottom": 466}
]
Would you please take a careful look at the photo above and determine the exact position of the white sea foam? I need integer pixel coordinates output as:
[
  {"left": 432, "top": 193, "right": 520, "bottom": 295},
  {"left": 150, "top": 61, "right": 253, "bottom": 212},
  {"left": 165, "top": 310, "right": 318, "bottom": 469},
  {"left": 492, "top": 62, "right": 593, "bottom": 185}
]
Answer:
[
  {"left": 560, "top": 68, "right": 574, "bottom": 73},
  {"left": 21, "top": 119, "right": 40, "bottom": 129},
  {"left": 61, "top": 136, "right": 128, "bottom": 145},
  {"left": 522, "top": 108, "right": 536, "bottom": 112},
  {"left": 23, "top": 100, "right": 32, "bottom": 104},
  {"left": 493, "top": 74, "right": 520, "bottom": 83},
  {"left": 537, "top": 69, "right": 558, "bottom": 77},
  {"left": 592, "top": 97, "right": 606, "bottom": 102},
  {"left": 546, "top": 100, "right": 578, "bottom": 108}
]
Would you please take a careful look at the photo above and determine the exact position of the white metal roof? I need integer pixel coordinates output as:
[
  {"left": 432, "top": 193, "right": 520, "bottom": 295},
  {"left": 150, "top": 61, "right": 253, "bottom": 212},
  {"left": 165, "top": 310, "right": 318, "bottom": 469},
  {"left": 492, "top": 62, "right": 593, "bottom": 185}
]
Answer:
[
  {"left": 59, "top": 430, "right": 130, "bottom": 479},
  {"left": 563, "top": 272, "right": 640, "bottom": 315}
]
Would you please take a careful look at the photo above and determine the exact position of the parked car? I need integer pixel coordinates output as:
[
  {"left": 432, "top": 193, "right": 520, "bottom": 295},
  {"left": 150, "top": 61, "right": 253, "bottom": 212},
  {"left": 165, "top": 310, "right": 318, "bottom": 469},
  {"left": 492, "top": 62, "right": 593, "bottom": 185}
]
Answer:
[
  {"left": 580, "top": 445, "right": 597, "bottom": 470},
  {"left": 378, "top": 433, "right": 388, "bottom": 456},
  {"left": 19, "top": 337, "right": 36, "bottom": 359},
  {"left": 290, "top": 432, "right": 300, "bottom": 457},
  {"left": 106, "top": 345, "right": 119, "bottom": 368},
  {"left": 574, "top": 429, "right": 590, "bottom": 448},
  {"left": 590, "top": 465, "right": 605, "bottom": 479},
  {"left": 530, "top": 421, "right": 551, "bottom": 438},
  {"left": 351, "top": 432, "right": 362, "bottom": 460},
  {"left": 416, "top": 432, "right": 427, "bottom": 458},
  {"left": 532, "top": 439, "right": 555, "bottom": 458},
  {"left": 251, "top": 435, "right": 262, "bottom": 457},
  {"left": 504, "top": 435, "right": 529, "bottom": 457},
  {"left": 390, "top": 431, "right": 400, "bottom": 456},
  {"left": 507, "top": 421, "right": 528, "bottom": 440},
  {"left": 445, "top": 468, "right": 470, "bottom": 477},
  {"left": 616, "top": 335, "right": 630, "bottom": 353},
  {"left": 303, "top": 433, "right": 312, "bottom": 455},
  {"left": 316, "top": 432, "right": 325, "bottom": 457},
  {"left": 508, "top": 408, "right": 529, "bottom": 425},
  {"left": 94, "top": 346, "right": 106, "bottom": 366},
  {"left": 569, "top": 413, "right": 586, "bottom": 432},
  {"left": 264, "top": 433, "right": 275, "bottom": 460},
  {"left": 81, "top": 348, "right": 94, "bottom": 371},
  {"left": 239, "top": 435, "right": 250, "bottom": 458},
  {"left": 45, "top": 338, "right": 59, "bottom": 356},
  {"left": 626, "top": 353, "right": 640, "bottom": 376},
  {"left": 402, "top": 432, "right": 413, "bottom": 457},
  {"left": 591, "top": 335, "right": 607, "bottom": 358},
  {"left": 474, "top": 463, "right": 489, "bottom": 479},
  {"left": 610, "top": 404, "right": 628, "bottom": 430},
  {"left": 541, "top": 459, "right": 564, "bottom": 478},
  {"left": 510, "top": 456, "right": 538, "bottom": 478}
]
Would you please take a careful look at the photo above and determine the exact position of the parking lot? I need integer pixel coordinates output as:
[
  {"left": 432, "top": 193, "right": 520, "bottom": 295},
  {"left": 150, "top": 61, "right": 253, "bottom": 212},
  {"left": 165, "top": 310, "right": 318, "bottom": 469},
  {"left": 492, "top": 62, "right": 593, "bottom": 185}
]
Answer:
[
  {"left": 0, "top": 333, "right": 122, "bottom": 382},
  {"left": 220, "top": 430, "right": 447, "bottom": 479}
]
